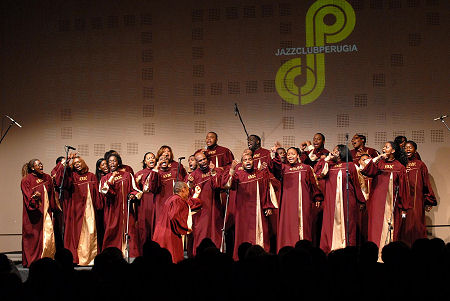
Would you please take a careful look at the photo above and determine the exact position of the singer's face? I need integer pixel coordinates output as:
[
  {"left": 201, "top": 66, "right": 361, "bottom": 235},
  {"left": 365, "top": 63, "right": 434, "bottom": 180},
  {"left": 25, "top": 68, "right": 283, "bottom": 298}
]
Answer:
[
  {"left": 351, "top": 135, "right": 362, "bottom": 148},
  {"left": 276, "top": 148, "right": 287, "bottom": 162},
  {"left": 73, "top": 158, "right": 83, "bottom": 172},
  {"left": 404, "top": 142, "right": 416, "bottom": 158},
  {"left": 287, "top": 148, "right": 299, "bottom": 164},
  {"left": 242, "top": 154, "right": 254, "bottom": 170},
  {"left": 108, "top": 156, "right": 119, "bottom": 172},
  {"left": 32, "top": 160, "right": 44, "bottom": 175},
  {"left": 188, "top": 156, "right": 197, "bottom": 171},
  {"left": 398, "top": 137, "right": 407, "bottom": 149},
  {"left": 359, "top": 154, "right": 370, "bottom": 166},
  {"left": 332, "top": 146, "right": 340, "bottom": 158},
  {"left": 382, "top": 142, "right": 395, "bottom": 156},
  {"left": 162, "top": 148, "right": 171, "bottom": 160},
  {"left": 313, "top": 134, "right": 324, "bottom": 149},
  {"left": 99, "top": 160, "right": 109, "bottom": 174},
  {"left": 158, "top": 156, "right": 169, "bottom": 169},
  {"left": 247, "top": 136, "right": 259, "bottom": 151},
  {"left": 195, "top": 153, "right": 208, "bottom": 170},
  {"left": 145, "top": 153, "right": 156, "bottom": 168},
  {"left": 205, "top": 132, "right": 217, "bottom": 147}
]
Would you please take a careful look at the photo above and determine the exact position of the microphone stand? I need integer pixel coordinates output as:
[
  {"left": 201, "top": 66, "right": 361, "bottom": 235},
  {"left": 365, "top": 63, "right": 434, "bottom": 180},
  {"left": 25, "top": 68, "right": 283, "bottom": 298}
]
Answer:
[
  {"left": 125, "top": 193, "right": 133, "bottom": 263},
  {"left": 386, "top": 186, "right": 399, "bottom": 245},
  {"left": 0, "top": 118, "right": 16, "bottom": 144},
  {"left": 220, "top": 189, "right": 230, "bottom": 253},
  {"left": 436, "top": 115, "right": 450, "bottom": 131},
  {"left": 345, "top": 134, "right": 350, "bottom": 246},
  {"left": 234, "top": 103, "right": 249, "bottom": 138},
  {"left": 56, "top": 146, "right": 70, "bottom": 244}
]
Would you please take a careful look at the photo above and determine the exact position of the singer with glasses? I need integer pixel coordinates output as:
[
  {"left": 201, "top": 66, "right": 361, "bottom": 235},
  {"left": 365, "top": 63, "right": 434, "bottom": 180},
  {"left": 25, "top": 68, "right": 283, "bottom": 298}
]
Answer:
[
  {"left": 359, "top": 141, "right": 410, "bottom": 261},
  {"left": 99, "top": 153, "right": 142, "bottom": 258}
]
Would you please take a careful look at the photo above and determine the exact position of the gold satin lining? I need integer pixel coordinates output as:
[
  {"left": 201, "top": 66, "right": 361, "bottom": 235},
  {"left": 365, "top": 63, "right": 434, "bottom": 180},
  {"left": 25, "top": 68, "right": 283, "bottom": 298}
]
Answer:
[
  {"left": 269, "top": 182, "right": 279, "bottom": 209},
  {"left": 77, "top": 187, "right": 98, "bottom": 266},
  {"left": 298, "top": 172, "right": 304, "bottom": 240},
  {"left": 121, "top": 181, "right": 127, "bottom": 258},
  {"left": 331, "top": 170, "right": 346, "bottom": 251},
  {"left": 378, "top": 172, "right": 394, "bottom": 262},
  {"left": 355, "top": 165, "right": 369, "bottom": 201},
  {"left": 215, "top": 156, "right": 219, "bottom": 168},
  {"left": 255, "top": 180, "right": 264, "bottom": 247},
  {"left": 41, "top": 186, "right": 56, "bottom": 259}
]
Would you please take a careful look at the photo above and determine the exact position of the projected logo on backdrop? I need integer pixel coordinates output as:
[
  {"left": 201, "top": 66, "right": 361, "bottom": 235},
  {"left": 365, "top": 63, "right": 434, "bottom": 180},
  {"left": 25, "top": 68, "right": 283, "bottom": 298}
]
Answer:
[{"left": 275, "top": 0, "right": 356, "bottom": 105}]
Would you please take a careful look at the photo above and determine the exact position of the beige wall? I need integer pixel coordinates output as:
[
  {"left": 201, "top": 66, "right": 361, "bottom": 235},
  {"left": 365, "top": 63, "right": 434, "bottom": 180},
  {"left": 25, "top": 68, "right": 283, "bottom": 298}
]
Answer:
[{"left": 0, "top": 0, "right": 449, "bottom": 252}]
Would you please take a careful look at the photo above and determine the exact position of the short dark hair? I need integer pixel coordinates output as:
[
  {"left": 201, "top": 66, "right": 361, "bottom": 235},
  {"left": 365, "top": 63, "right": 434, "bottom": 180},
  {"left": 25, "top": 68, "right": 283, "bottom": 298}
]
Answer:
[
  {"left": 107, "top": 153, "right": 123, "bottom": 167},
  {"left": 207, "top": 131, "right": 218, "bottom": 139},
  {"left": 174, "top": 181, "right": 188, "bottom": 194},
  {"left": 405, "top": 140, "right": 417, "bottom": 150},
  {"left": 394, "top": 136, "right": 407, "bottom": 145},
  {"left": 336, "top": 145, "right": 353, "bottom": 162},
  {"left": 248, "top": 134, "right": 261, "bottom": 143},
  {"left": 315, "top": 133, "right": 325, "bottom": 142},
  {"left": 56, "top": 156, "right": 65, "bottom": 165},
  {"left": 358, "top": 134, "right": 367, "bottom": 144}
]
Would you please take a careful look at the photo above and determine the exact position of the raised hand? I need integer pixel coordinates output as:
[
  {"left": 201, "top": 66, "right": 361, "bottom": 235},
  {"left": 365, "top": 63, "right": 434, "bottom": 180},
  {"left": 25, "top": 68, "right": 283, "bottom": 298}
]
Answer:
[{"left": 231, "top": 160, "right": 239, "bottom": 171}]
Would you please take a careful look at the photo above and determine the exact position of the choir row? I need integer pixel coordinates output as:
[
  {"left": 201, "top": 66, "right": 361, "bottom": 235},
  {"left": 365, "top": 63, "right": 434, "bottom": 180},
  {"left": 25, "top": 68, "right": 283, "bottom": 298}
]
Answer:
[{"left": 20, "top": 132, "right": 436, "bottom": 266}]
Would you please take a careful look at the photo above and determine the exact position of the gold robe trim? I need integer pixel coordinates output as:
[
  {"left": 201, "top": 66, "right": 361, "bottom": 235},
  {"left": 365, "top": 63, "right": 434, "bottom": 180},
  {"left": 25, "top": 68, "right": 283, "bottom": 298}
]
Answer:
[
  {"left": 77, "top": 187, "right": 98, "bottom": 266},
  {"left": 255, "top": 181, "right": 264, "bottom": 247},
  {"left": 41, "top": 186, "right": 56, "bottom": 259},
  {"left": 331, "top": 170, "right": 346, "bottom": 251},
  {"left": 378, "top": 172, "right": 394, "bottom": 262},
  {"left": 298, "top": 172, "right": 304, "bottom": 240}
]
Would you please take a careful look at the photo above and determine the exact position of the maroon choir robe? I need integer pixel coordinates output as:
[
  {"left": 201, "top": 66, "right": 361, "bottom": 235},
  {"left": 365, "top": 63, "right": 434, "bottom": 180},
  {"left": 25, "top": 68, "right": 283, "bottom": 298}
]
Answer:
[
  {"left": 300, "top": 145, "right": 329, "bottom": 168},
  {"left": 315, "top": 159, "right": 366, "bottom": 254},
  {"left": 224, "top": 168, "right": 276, "bottom": 259},
  {"left": 399, "top": 157, "right": 436, "bottom": 246},
  {"left": 21, "top": 173, "right": 56, "bottom": 267},
  {"left": 275, "top": 161, "right": 323, "bottom": 251},
  {"left": 253, "top": 147, "right": 273, "bottom": 172},
  {"left": 153, "top": 195, "right": 201, "bottom": 263},
  {"left": 100, "top": 171, "right": 142, "bottom": 258},
  {"left": 120, "top": 164, "right": 134, "bottom": 176},
  {"left": 350, "top": 146, "right": 379, "bottom": 164},
  {"left": 188, "top": 167, "right": 224, "bottom": 254},
  {"left": 154, "top": 167, "right": 177, "bottom": 224},
  {"left": 54, "top": 165, "right": 100, "bottom": 265},
  {"left": 197, "top": 145, "right": 234, "bottom": 168},
  {"left": 134, "top": 168, "right": 159, "bottom": 246},
  {"left": 361, "top": 159, "right": 410, "bottom": 260}
]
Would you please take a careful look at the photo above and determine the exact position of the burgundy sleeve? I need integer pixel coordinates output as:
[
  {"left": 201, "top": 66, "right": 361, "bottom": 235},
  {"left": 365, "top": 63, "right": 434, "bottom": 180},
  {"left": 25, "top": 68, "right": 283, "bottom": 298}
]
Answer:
[
  {"left": 361, "top": 159, "right": 380, "bottom": 178},
  {"left": 307, "top": 167, "right": 323, "bottom": 202},
  {"left": 21, "top": 177, "right": 39, "bottom": 210},
  {"left": 350, "top": 164, "right": 366, "bottom": 204},
  {"left": 421, "top": 164, "right": 437, "bottom": 206},
  {"left": 168, "top": 199, "right": 189, "bottom": 236}
]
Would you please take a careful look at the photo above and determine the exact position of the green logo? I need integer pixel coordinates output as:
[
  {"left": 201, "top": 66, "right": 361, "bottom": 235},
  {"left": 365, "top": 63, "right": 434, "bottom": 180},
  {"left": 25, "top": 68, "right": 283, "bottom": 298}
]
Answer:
[{"left": 275, "top": 0, "right": 356, "bottom": 105}]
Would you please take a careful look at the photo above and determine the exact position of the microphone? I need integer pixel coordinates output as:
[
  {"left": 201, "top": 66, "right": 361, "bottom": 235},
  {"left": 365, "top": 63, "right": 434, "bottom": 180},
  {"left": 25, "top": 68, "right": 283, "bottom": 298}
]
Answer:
[
  {"left": 234, "top": 103, "right": 238, "bottom": 116},
  {"left": 433, "top": 115, "right": 448, "bottom": 121},
  {"left": 345, "top": 133, "right": 349, "bottom": 140},
  {"left": 5, "top": 115, "right": 22, "bottom": 128},
  {"left": 178, "top": 157, "right": 185, "bottom": 160},
  {"left": 65, "top": 145, "right": 76, "bottom": 150}
]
